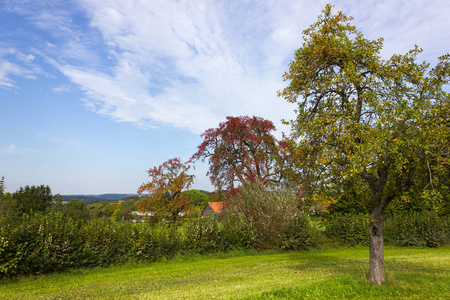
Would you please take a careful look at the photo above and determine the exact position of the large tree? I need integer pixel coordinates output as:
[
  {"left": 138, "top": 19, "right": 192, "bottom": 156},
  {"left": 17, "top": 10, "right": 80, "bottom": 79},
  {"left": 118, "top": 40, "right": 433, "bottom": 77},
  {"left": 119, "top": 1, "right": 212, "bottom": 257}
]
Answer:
[
  {"left": 138, "top": 158, "right": 195, "bottom": 222},
  {"left": 279, "top": 4, "right": 449, "bottom": 284},
  {"left": 191, "top": 116, "right": 287, "bottom": 191}
]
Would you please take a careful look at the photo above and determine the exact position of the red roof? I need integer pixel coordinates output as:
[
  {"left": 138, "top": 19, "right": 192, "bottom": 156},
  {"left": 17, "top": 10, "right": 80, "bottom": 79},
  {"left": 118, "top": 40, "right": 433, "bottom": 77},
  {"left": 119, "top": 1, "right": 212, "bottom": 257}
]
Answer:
[{"left": 208, "top": 202, "right": 224, "bottom": 213}]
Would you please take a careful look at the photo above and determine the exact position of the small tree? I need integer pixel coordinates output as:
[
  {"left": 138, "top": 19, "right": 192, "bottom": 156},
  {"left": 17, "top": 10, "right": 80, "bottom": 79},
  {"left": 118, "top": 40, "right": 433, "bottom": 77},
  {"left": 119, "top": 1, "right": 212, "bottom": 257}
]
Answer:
[
  {"left": 138, "top": 158, "right": 195, "bottom": 222},
  {"left": 181, "top": 189, "right": 210, "bottom": 208},
  {"left": 191, "top": 116, "right": 287, "bottom": 191},
  {"left": 279, "top": 4, "right": 449, "bottom": 284},
  {"left": 62, "top": 198, "right": 89, "bottom": 221},
  {"left": 11, "top": 185, "right": 53, "bottom": 216}
]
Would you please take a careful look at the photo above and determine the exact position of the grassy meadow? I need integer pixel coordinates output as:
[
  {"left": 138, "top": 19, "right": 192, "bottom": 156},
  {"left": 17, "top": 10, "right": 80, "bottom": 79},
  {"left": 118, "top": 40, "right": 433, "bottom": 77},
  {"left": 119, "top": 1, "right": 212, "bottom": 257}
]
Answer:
[{"left": 0, "top": 246, "right": 448, "bottom": 299}]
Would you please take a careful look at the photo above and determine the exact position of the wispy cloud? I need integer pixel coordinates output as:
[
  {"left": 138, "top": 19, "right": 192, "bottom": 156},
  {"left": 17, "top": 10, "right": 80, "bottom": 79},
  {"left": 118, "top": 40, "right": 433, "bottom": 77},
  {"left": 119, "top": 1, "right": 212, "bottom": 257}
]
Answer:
[
  {"left": 334, "top": 0, "right": 450, "bottom": 60},
  {"left": 2, "top": 0, "right": 449, "bottom": 134},
  {"left": 3, "top": 144, "right": 42, "bottom": 155},
  {"left": 0, "top": 48, "right": 43, "bottom": 89},
  {"left": 52, "top": 84, "right": 73, "bottom": 93}
]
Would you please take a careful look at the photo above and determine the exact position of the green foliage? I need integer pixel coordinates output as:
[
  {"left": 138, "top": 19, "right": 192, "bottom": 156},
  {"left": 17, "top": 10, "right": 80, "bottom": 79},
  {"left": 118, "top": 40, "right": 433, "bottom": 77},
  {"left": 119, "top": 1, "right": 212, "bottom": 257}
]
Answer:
[
  {"left": 11, "top": 185, "right": 53, "bottom": 216},
  {"left": 181, "top": 189, "right": 209, "bottom": 208},
  {"left": 183, "top": 216, "right": 220, "bottom": 254},
  {"left": 62, "top": 198, "right": 89, "bottom": 221},
  {"left": 324, "top": 213, "right": 369, "bottom": 246},
  {"left": 0, "top": 213, "right": 82, "bottom": 276},
  {"left": 280, "top": 213, "right": 324, "bottom": 250},
  {"left": 322, "top": 211, "right": 449, "bottom": 247},
  {"left": 385, "top": 187, "right": 449, "bottom": 216},
  {"left": 227, "top": 181, "right": 300, "bottom": 249},
  {"left": 220, "top": 213, "right": 254, "bottom": 250},
  {"left": 0, "top": 178, "right": 14, "bottom": 222},
  {"left": 279, "top": 2, "right": 450, "bottom": 238},
  {"left": 51, "top": 194, "right": 64, "bottom": 212},
  {"left": 384, "top": 211, "right": 449, "bottom": 247}
]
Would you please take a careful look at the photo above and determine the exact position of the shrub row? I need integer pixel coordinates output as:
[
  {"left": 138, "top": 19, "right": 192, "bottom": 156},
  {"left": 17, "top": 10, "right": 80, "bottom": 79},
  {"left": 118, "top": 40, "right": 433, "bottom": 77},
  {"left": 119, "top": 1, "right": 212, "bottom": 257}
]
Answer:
[
  {"left": 0, "top": 213, "right": 181, "bottom": 278},
  {"left": 323, "top": 210, "right": 450, "bottom": 247},
  {"left": 2, "top": 210, "right": 446, "bottom": 278},
  {"left": 384, "top": 210, "right": 449, "bottom": 247},
  {"left": 0, "top": 212, "right": 319, "bottom": 278}
]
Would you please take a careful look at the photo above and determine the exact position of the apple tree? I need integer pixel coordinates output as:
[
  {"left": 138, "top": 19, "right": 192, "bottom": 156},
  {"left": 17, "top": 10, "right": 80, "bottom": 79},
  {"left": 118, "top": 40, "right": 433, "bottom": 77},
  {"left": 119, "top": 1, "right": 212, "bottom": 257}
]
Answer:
[{"left": 279, "top": 4, "right": 449, "bottom": 284}]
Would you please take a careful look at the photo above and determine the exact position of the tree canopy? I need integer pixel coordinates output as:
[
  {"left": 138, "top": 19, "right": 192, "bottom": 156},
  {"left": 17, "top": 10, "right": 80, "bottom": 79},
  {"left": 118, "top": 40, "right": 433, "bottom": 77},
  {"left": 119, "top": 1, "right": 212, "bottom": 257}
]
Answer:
[
  {"left": 279, "top": 4, "right": 450, "bottom": 284},
  {"left": 138, "top": 158, "right": 195, "bottom": 222},
  {"left": 11, "top": 185, "right": 53, "bottom": 216},
  {"left": 191, "top": 116, "right": 287, "bottom": 191}
]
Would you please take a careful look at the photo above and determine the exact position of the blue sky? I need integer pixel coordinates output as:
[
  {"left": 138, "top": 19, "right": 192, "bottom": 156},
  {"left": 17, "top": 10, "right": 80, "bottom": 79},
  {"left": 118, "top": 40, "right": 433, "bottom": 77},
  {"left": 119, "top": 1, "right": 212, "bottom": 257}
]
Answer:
[{"left": 1, "top": 0, "right": 449, "bottom": 195}]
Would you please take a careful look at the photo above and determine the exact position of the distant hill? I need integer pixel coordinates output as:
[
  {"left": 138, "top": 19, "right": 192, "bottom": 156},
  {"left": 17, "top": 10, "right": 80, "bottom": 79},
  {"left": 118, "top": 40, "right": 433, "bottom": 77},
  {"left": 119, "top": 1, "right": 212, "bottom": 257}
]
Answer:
[
  {"left": 62, "top": 190, "right": 212, "bottom": 204},
  {"left": 62, "top": 194, "right": 139, "bottom": 204}
]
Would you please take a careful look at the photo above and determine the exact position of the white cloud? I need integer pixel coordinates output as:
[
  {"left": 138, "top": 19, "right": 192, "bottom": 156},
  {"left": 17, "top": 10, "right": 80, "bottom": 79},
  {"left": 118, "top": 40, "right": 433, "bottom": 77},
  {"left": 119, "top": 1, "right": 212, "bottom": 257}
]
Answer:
[
  {"left": 334, "top": 0, "right": 450, "bottom": 60},
  {"left": 0, "top": 60, "right": 22, "bottom": 89},
  {"left": 62, "top": 0, "right": 305, "bottom": 134},
  {"left": 3, "top": 0, "right": 449, "bottom": 134},
  {"left": 0, "top": 48, "right": 44, "bottom": 89}
]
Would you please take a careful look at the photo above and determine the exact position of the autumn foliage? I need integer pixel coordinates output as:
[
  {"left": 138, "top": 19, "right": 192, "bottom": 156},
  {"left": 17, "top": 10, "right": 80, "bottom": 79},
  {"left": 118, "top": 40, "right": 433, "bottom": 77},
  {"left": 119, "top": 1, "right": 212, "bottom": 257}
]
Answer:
[
  {"left": 191, "top": 116, "right": 287, "bottom": 191},
  {"left": 138, "top": 158, "right": 194, "bottom": 222}
]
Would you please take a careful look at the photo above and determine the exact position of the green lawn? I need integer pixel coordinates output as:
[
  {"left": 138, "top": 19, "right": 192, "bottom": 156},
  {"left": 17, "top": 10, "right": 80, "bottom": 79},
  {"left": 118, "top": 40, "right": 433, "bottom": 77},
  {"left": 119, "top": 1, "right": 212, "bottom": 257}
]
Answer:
[{"left": 0, "top": 246, "right": 448, "bottom": 299}]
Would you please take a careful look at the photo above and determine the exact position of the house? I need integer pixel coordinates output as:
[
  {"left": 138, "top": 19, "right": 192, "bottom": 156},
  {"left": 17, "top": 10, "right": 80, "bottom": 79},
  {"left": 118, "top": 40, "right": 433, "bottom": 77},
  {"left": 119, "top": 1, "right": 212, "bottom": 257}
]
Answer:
[
  {"left": 201, "top": 202, "right": 225, "bottom": 217},
  {"left": 310, "top": 204, "right": 330, "bottom": 214}
]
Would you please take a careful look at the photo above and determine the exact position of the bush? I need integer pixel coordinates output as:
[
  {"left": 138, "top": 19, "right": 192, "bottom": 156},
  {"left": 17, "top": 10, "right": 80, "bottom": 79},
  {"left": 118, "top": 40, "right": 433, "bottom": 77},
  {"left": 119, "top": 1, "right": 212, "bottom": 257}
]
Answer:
[
  {"left": 0, "top": 213, "right": 83, "bottom": 276},
  {"left": 227, "top": 182, "right": 300, "bottom": 249},
  {"left": 129, "top": 223, "right": 181, "bottom": 261},
  {"left": 322, "top": 210, "right": 449, "bottom": 247},
  {"left": 323, "top": 213, "right": 369, "bottom": 246},
  {"left": 385, "top": 210, "right": 449, "bottom": 247},
  {"left": 280, "top": 213, "right": 324, "bottom": 250},
  {"left": 220, "top": 213, "right": 254, "bottom": 250},
  {"left": 183, "top": 216, "right": 221, "bottom": 253}
]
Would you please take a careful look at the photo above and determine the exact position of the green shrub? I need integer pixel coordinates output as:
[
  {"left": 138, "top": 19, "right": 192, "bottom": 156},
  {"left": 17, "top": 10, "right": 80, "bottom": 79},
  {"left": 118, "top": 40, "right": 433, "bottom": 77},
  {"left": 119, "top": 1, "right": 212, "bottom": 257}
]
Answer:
[
  {"left": 323, "top": 213, "right": 369, "bottom": 246},
  {"left": 385, "top": 210, "right": 449, "bottom": 247},
  {"left": 153, "top": 224, "right": 182, "bottom": 260},
  {"left": 79, "top": 218, "right": 116, "bottom": 266},
  {"left": 280, "top": 213, "right": 324, "bottom": 250},
  {"left": 228, "top": 182, "right": 300, "bottom": 249},
  {"left": 0, "top": 213, "right": 83, "bottom": 276},
  {"left": 183, "top": 216, "right": 220, "bottom": 253},
  {"left": 220, "top": 213, "right": 254, "bottom": 250}
]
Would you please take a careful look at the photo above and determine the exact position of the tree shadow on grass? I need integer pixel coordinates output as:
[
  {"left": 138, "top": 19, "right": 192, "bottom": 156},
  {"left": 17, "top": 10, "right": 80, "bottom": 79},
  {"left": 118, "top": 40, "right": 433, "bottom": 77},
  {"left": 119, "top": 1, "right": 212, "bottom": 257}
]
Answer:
[{"left": 249, "top": 250, "right": 449, "bottom": 299}]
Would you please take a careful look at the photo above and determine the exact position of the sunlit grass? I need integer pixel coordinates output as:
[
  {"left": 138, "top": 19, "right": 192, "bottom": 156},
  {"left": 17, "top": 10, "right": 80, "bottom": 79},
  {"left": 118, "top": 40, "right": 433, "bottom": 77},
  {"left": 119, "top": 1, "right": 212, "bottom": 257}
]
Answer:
[{"left": 0, "top": 246, "right": 448, "bottom": 299}]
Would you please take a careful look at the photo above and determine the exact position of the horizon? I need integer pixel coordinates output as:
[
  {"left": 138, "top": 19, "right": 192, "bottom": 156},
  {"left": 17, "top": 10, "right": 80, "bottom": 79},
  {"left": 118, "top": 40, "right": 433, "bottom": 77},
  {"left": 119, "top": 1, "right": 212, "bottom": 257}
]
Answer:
[{"left": 1, "top": 1, "right": 449, "bottom": 195}]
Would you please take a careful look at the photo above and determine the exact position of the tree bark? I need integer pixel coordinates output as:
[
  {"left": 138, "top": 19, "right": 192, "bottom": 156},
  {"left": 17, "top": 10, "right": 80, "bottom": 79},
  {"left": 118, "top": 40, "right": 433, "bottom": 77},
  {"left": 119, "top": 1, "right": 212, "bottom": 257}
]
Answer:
[{"left": 368, "top": 206, "right": 385, "bottom": 284}]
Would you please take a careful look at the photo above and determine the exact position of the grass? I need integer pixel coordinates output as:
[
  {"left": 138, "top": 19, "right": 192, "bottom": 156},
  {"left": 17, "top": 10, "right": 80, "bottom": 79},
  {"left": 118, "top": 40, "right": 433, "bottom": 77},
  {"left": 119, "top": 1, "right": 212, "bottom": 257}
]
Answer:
[{"left": 0, "top": 246, "right": 448, "bottom": 299}]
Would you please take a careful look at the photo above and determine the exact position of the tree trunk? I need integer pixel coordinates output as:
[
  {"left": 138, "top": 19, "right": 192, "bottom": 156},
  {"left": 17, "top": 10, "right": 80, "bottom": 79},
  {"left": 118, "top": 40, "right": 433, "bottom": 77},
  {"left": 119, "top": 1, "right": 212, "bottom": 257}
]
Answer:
[{"left": 368, "top": 206, "right": 385, "bottom": 284}]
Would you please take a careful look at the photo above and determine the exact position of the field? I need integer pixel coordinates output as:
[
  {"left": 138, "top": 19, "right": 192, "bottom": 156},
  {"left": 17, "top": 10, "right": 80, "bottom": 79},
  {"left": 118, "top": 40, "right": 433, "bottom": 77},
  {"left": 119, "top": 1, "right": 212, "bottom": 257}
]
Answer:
[{"left": 0, "top": 246, "right": 448, "bottom": 299}]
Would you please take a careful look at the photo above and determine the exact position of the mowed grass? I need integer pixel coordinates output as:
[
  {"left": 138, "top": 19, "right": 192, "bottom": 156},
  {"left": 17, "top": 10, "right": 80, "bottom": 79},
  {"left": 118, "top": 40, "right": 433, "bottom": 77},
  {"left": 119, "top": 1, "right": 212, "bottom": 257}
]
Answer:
[{"left": 0, "top": 246, "right": 448, "bottom": 299}]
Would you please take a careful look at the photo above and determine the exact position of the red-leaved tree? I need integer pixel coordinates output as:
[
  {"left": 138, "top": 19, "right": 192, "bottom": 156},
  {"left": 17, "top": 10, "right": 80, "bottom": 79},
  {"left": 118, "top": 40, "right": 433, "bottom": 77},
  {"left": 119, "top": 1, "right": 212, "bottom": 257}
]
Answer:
[
  {"left": 138, "top": 158, "right": 195, "bottom": 222},
  {"left": 191, "top": 116, "right": 287, "bottom": 191}
]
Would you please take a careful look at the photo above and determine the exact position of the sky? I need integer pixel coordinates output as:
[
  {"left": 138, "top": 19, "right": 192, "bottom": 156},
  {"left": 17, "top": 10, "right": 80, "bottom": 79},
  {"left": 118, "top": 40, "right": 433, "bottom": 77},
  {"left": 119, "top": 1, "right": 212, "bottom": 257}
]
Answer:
[{"left": 1, "top": 0, "right": 449, "bottom": 195}]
